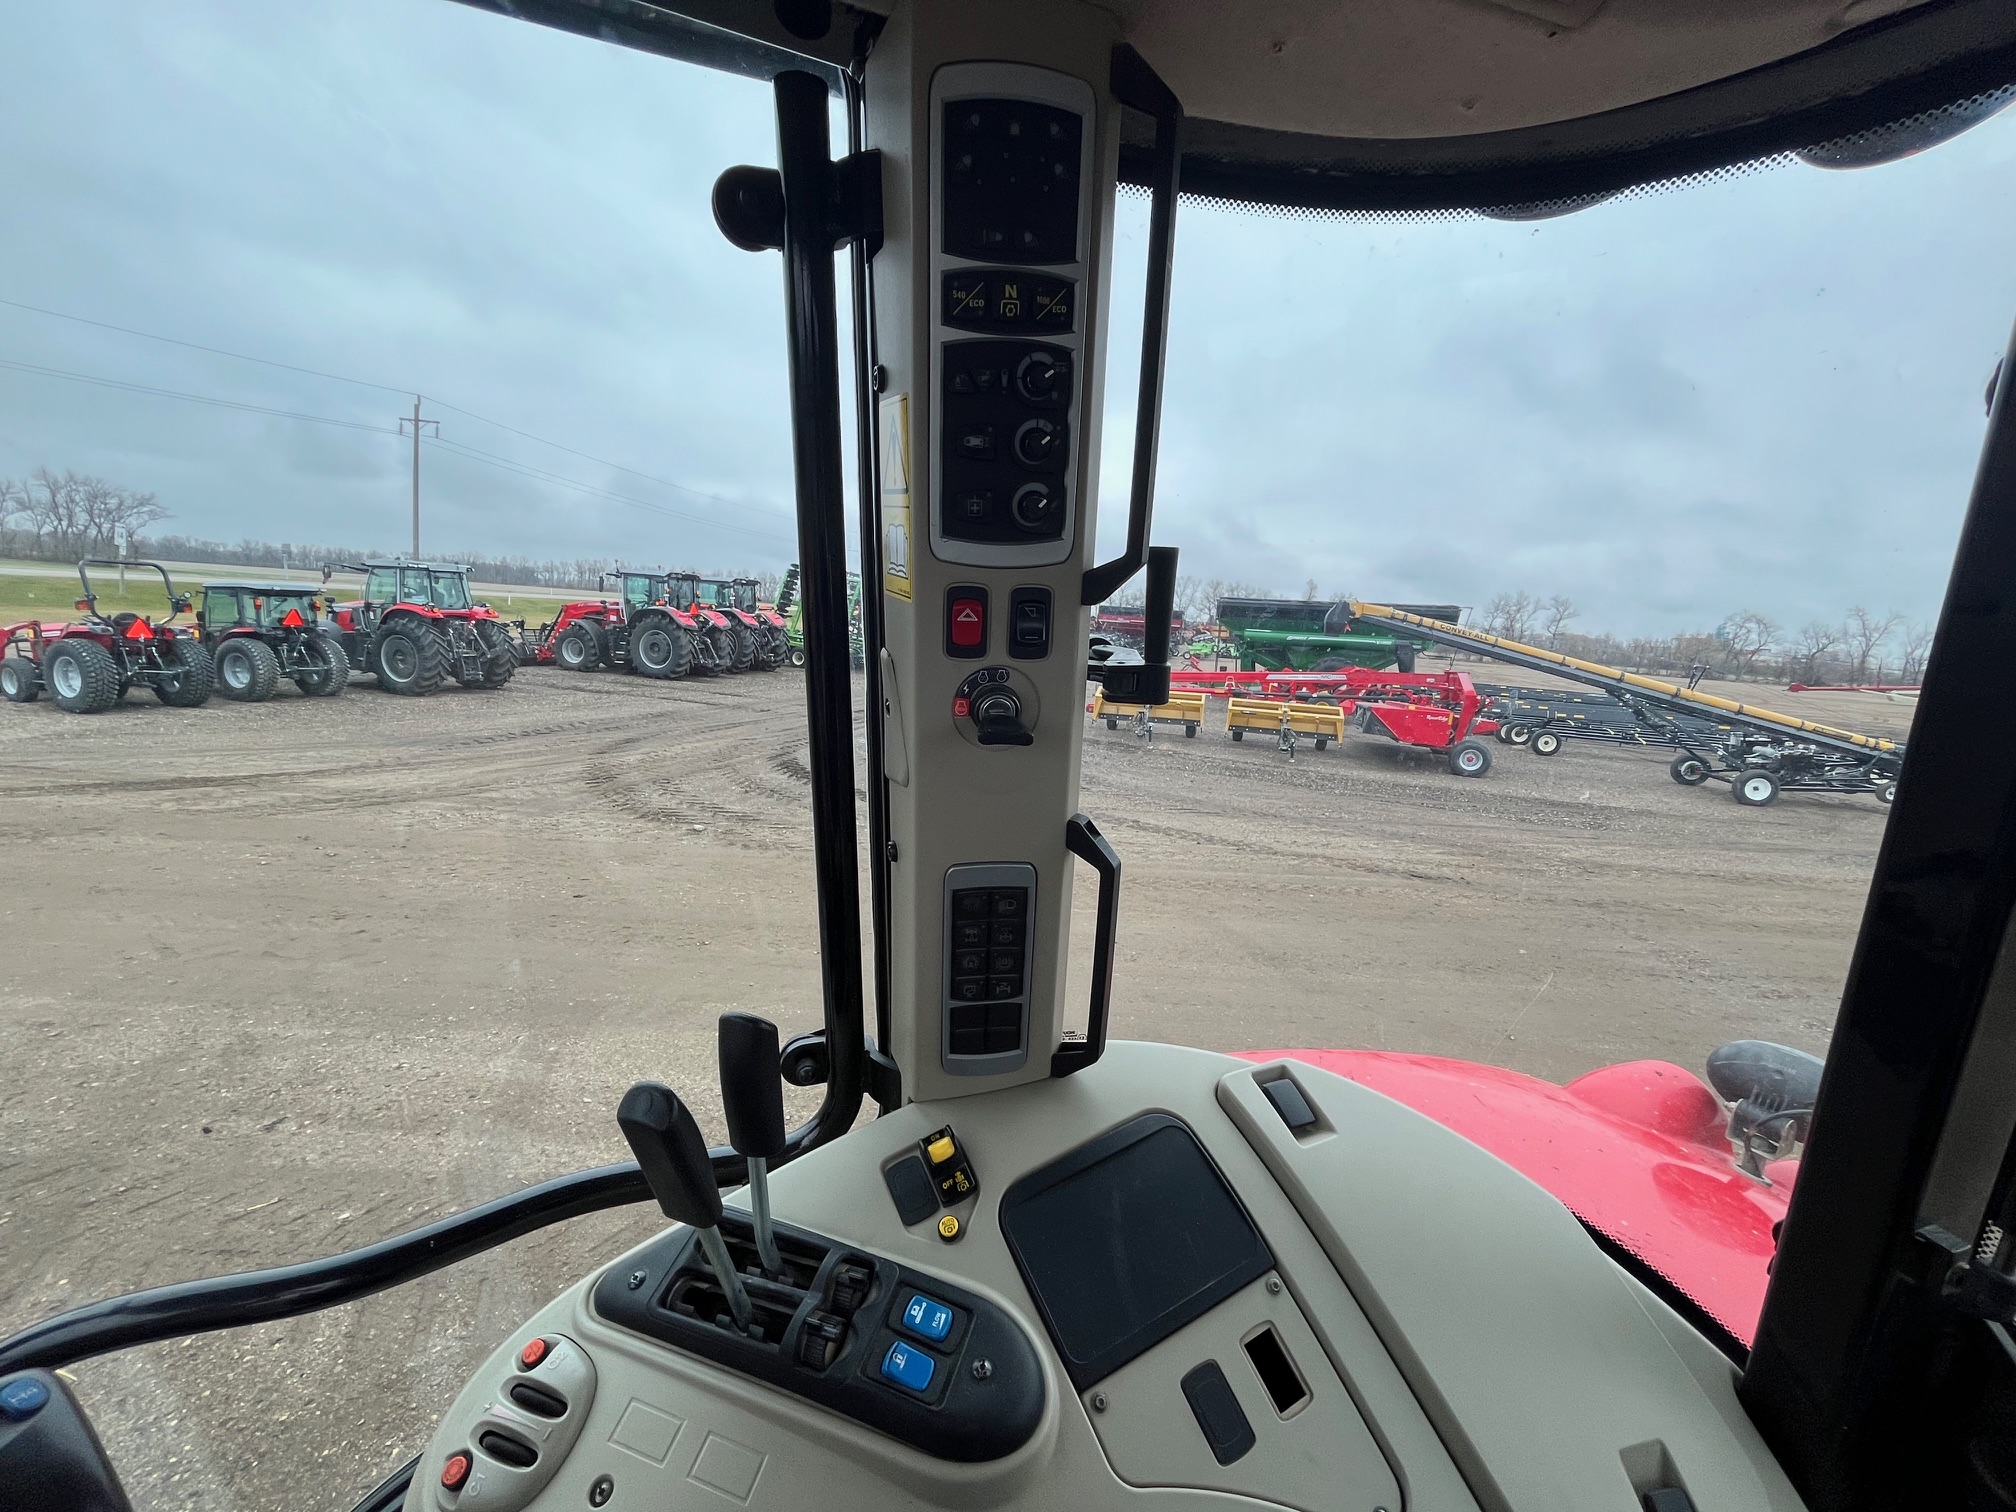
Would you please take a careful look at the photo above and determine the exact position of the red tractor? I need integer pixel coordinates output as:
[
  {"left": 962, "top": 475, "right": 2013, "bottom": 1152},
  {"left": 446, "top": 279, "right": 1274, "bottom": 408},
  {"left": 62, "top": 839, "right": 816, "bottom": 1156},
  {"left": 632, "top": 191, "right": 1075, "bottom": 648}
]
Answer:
[
  {"left": 696, "top": 576, "right": 787, "bottom": 670},
  {"left": 524, "top": 570, "right": 730, "bottom": 678},
  {"left": 196, "top": 580, "right": 350, "bottom": 701},
  {"left": 321, "top": 561, "right": 518, "bottom": 695},
  {"left": 0, "top": 559, "right": 216, "bottom": 714}
]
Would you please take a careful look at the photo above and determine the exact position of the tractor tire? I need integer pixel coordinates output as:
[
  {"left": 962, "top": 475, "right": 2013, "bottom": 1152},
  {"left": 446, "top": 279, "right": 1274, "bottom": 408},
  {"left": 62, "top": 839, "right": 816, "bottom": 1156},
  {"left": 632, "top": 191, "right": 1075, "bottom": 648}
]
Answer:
[
  {"left": 1531, "top": 729, "right": 1563, "bottom": 756},
  {"left": 372, "top": 621, "right": 446, "bottom": 696},
  {"left": 1669, "top": 753, "right": 1712, "bottom": 786},
  {"left": 1732, "top": 768, "right": 1781, "bottom": 807},
  {"left": 728, "top": 624, "right": 757, "bottom": 673},
  {"left": 1449, "top": 738, "right": 1492, "bottom": 777},
  {"left": 0, "top": 656, "right": 38, "bottom": 703},
  {"left": 1506, "top": 723, "right": 1533, "bottom": 746},
  {"left": 475, "top": 621, "right": 517, "bottom": 689},
  {"left": 1394, "top": 642, "right": 1418, "bottom": 673},
  {"left": 153, "top": 640, "right": 215, "bottom": 708},
  {"left": 1877, "top": 780, "right": 1898, "bottom": 805},
  {"left": 295, "top": 634, "right": 351, "bottom": 697},
  {"left": 46, "top": 639, "right": 121, "bottom": 714},
  {"left": 554, "top": 623, "right": 602, "bottom": 672},
  {"left": 215, "top": 637, "right": 281, "bottom": 702},
  {"left": 631, "top": 619, "right": 693, "bottom": 679},
  {"left": 788, "top": 646, "right": 806, "bottom": 668},
  {"left": 710, "top": 628, "right": 742, "bottom": 674}
]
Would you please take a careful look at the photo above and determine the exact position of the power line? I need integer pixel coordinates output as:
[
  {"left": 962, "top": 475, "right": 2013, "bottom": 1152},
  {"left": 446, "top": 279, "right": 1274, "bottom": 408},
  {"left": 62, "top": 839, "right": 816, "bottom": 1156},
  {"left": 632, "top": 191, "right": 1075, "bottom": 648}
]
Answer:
[
  {"left": 0, "top": 293, "right": 797, "bottom": 526},
  {"left": 0, "top": 356, "right": 399, "bottom": 433}
]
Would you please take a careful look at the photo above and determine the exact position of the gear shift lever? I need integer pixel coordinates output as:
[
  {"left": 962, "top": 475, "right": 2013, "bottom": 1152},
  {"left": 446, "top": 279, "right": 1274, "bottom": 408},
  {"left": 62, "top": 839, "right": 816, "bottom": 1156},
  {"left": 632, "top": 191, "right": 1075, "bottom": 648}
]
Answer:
[
  {"left": 719, "top": 1013, "right": 787, "bottom": 1278},
  {"left": 617, "top": 1080, "right": 755, "bottom": 1334}
]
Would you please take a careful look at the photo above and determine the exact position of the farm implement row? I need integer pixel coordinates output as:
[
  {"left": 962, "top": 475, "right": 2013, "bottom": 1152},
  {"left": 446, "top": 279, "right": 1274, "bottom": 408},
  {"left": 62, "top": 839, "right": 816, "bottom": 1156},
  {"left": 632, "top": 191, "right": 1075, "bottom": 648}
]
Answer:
[
  {"left": 1345, "top": 603, "right": 1904, "bottom": 806},
  {"left": 517, "top": 571, "right": 787, "bottom": 679}
]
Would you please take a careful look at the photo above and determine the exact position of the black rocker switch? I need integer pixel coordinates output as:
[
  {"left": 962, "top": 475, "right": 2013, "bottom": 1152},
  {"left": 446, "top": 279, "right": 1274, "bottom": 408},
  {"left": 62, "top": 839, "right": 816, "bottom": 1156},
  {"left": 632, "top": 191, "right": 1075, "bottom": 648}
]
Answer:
[
  {"left": 617, "top": 1081, "right": 755, "bottom": 1334},
  {"left": 1008, "top": 586, "right": 1051, "bottom": 660},
  {"left": 718, "top": 1013, "right": 787, "bottom": 1279}
]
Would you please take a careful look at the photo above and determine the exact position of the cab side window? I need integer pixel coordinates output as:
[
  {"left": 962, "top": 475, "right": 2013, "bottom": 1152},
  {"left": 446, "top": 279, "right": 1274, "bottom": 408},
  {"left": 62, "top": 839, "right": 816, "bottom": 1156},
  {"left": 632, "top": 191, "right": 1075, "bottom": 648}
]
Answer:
[
  {"left": 364, "top": 568, "right": 400, "bottom": 604},
  {"left": 204, "top": 590, "right": 241, "bottom": 628},
  {"left": 625, "top": 576, "right": 652, "bottom": 610}
]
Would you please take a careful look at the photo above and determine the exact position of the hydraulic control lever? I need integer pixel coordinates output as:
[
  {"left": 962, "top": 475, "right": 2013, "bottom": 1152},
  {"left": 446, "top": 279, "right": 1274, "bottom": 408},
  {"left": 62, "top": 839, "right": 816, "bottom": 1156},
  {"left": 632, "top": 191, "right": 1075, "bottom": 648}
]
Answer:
[
  {"left": 718, "top": 1013, "right": 787, "bottom": 1278},
  {"left": 616, "top": 1081, "right": 755, "bottom": 1334}
]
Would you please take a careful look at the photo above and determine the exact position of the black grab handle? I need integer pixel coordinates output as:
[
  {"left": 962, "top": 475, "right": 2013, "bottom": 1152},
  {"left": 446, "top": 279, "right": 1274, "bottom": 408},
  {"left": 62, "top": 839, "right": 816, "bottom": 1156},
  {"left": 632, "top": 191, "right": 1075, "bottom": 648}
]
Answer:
[
  {"left": 1081, "top": 45, "right": 1183, "bottom": 607},
  {"left": 1053, "top": 814, "right": 1122, "bottom": 1079}
]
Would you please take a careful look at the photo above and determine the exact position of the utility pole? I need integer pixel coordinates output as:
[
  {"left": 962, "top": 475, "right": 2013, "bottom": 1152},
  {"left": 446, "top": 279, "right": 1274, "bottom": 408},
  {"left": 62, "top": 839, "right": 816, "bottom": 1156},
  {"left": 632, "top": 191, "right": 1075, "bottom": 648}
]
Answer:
[{"left": 398, "top": 396, "right": 439, "bottom": 559}]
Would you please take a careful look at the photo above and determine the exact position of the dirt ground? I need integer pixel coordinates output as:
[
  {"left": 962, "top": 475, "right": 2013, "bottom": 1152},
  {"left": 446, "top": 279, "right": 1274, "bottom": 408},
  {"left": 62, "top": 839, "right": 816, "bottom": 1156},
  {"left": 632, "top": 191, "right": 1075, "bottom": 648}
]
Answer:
[{"left": 0, "top": 661, "right": 1902, "bottom": 1509}]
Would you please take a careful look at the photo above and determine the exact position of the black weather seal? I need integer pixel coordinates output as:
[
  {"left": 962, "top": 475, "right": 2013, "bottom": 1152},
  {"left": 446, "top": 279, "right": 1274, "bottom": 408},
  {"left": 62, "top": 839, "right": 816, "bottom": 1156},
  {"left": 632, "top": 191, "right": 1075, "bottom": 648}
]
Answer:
[
  {"left": 1576, "top": 1219, "right": 1748, "bottom": 1368},
  {"left": 443, "top": 0, "right": 854, "bottom": 87},
  {"left": 0, "top": 1163, "right": 652, "bottom": 1376}
]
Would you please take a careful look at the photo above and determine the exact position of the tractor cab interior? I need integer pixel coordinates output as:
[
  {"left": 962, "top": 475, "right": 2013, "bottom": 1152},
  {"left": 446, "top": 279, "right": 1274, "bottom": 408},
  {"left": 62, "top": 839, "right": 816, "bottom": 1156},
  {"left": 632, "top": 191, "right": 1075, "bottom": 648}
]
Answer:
[{"left": 7, "top": 4, "right": 2016, "bottom": 1512}]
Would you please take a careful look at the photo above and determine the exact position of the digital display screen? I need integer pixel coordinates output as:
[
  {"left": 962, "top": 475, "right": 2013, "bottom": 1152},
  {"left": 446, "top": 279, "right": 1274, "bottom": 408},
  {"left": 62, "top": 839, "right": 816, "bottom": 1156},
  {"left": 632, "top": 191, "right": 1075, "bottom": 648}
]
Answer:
[{"left": 1001, "top": 1117, "right": 1273, "bottom": 1388}]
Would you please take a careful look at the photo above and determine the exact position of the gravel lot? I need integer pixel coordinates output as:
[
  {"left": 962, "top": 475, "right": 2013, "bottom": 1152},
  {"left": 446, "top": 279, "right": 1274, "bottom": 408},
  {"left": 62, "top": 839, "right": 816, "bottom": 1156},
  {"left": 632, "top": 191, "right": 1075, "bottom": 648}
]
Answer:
[{"left": 0, "top": 660, "right": 1901, "bottom": 1508}]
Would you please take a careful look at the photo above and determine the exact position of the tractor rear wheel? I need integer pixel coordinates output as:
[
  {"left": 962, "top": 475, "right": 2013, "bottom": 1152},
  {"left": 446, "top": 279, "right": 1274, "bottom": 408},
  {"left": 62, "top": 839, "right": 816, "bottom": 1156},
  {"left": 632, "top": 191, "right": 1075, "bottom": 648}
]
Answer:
[
  {"left": 728, "top": 624, "right": 756, "bottom": 673},
  {"left": 1669, "top": 753, "right": 1712, "bottom": 786},
  {"left": 1732, "top": 769, "right": 1781, "bottom": 807},
  {"left": 216, "top": 637, "right": 281, "bottom": 702},
  {"left": 47, "top": 639, "right": 121, "bottom": 713},
  {"left": 0, "top": 656, "right": 38, "bottom": 703},
  {"left": 475, "top": 621, "right": 517, "bottom": 689},
  {"left": 372, "top": 621, "right": 446, "bottom": 696},
  {"left": 1531, "top": 729, "right": 1563, "bottom": 756},
  {"left": 1449, "top": 738, "right": 1492, "bottom": 777},
  {"left": 555, "top": 623, "right": 602, "bottom": 672},
  {"left": 631, "top": 620, "right": 692, "bottom": 679},
  {"left": 295, "top": 634, "right": 351, "bottom": 697},
  {"left": 153, "top": 640, "right": 215, "bottom": 708}
]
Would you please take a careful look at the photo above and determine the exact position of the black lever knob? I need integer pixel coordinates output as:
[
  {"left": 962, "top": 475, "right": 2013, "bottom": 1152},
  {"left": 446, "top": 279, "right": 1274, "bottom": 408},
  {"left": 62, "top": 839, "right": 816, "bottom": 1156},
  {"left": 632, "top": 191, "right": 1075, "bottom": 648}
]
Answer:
[
  {"left": 618, "top": 1082, "right": 722, "bottom": 1229},
  {"left": 718, "top": 1014, "right": 786, "bottom": 1159},
  {"left": 718, "top": 1014, "right": 788, "bottom": 1279}
]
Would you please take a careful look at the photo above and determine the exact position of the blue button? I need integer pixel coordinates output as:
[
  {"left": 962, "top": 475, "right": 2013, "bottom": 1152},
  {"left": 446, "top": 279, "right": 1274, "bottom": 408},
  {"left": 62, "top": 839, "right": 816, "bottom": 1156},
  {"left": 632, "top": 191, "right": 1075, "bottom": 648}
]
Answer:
[
  {"left": 881, "top": 1341, "right": 935, "bottom": 1393},
  {"left": 0, "top": 1376, "right": 50, "bottom": 1421},
  {"left": 902, "top": 1293, "right": 954, "bottom": 1342}
]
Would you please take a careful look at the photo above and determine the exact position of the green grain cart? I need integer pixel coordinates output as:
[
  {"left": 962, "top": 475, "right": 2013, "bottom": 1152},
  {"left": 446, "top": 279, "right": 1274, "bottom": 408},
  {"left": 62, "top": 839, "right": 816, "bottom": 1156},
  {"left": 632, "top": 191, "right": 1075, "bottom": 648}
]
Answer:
[
  {"left": 1215, "top": 597, "right": 1462, "bottom": 672},
  {"left": 777, "top": 564, "right": 865, "bottom": 671}
]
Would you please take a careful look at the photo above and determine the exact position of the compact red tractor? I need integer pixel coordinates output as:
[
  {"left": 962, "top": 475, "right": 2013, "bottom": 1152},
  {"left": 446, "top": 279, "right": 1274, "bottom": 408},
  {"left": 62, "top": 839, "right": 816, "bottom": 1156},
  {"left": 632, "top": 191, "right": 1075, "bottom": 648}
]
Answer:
[
  {"left": 0, "top": 560, "right": 216, "bottom": 714},
  {"left": 196, "top": 580, "right": 349, "bottom": 701},
  {"left": 524, "top": 569, "right": 729, "bottom": 678},
  {"left": 321, "top": 561, "right": 518, "bottom": 695},
  {"left": 696, "top": 576, "right": 787, "bottom": 670}
]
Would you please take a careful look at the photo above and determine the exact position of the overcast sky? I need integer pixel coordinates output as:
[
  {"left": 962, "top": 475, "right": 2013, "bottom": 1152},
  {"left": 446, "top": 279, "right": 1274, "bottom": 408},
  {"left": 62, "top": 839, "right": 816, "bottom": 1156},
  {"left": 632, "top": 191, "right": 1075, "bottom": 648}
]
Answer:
[{"left": 3, "top": 2, "right": 2013, "bottom": 635}]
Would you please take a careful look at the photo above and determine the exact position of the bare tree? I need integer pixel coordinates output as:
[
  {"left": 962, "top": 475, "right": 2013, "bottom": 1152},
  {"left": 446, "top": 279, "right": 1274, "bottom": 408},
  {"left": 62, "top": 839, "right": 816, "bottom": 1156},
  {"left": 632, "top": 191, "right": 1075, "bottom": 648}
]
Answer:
[
  {"left": 1791, "top": 620, "right": 1845, "bottom": 684},
  {"left": 1540, "top": 595, "right": 1578, "bottom": 647},
  {"left": 1844, "top": 605, "right": 1902, "bottom": 683},
  {"left": 1716, "top": 611, "right": 1779, "bottom": 679},
  {"left": 1302, "top": 577, "right": 1319, "bottom": 600},
  {"left": 1482, "top": 590, "right": 1538, "bottom": 643},
  {"left": 1899, "top": 620, "right": 1936, "bottom": 682},
  {"left": 16, "top": 469, "right": 169, "bottom": 558}
]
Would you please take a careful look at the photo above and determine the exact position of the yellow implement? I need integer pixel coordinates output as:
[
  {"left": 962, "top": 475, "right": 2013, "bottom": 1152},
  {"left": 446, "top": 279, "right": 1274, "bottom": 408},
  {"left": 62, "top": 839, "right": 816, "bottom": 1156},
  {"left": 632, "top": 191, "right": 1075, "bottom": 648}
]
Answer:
[
  {"left": 1226, "top": 697, "right": 1347, "bottom": 749},
  {"left": 1090, "top": 686, "right": 1206, "bottom": 737}
]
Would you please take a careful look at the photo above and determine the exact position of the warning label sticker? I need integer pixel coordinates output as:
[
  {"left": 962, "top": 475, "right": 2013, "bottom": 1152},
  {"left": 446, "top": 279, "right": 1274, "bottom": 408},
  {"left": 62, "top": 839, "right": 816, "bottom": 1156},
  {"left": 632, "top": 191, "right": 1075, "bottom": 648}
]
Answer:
[{"left": 880, "top": 394, "right": 911, "bottom": 603}]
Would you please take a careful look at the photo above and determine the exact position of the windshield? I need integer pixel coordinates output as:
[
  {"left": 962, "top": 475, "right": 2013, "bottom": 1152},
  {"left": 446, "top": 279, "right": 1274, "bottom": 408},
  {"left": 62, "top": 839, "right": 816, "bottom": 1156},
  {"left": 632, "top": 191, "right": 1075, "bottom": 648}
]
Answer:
[
  {"left": 2, "top": 3, "right": 2011, "bottom": 1503},
  {"left": 427, "top": 571, "right": 471, "bottom": 610}
]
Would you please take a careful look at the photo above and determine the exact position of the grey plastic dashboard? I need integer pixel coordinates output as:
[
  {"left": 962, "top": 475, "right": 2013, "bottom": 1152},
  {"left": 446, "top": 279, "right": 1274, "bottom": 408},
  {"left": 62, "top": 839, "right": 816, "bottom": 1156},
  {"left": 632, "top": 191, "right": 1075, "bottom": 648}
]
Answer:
[{"left": 406, "top": 1041, "right": 1806, "bottom": 1512}]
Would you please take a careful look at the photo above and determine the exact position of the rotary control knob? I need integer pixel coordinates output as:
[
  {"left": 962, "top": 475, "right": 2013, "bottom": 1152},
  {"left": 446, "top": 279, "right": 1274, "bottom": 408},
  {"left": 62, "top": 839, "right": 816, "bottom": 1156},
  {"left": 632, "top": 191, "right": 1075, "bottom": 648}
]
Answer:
[
  {"left": 1013, "top": 418, "right": 1062, "bottom": 468},
  {"left": 1014, "top": 350, "right": 1067, "bottom": 404},
  {"left": 1011, "top": 482, "right": 1059, "bottom": 533}
]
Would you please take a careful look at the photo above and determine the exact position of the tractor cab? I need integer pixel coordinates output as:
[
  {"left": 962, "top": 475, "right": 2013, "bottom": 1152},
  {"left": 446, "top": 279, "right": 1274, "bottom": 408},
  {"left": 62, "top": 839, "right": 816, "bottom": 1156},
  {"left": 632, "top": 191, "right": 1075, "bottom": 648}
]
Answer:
[{"left": 10, "top": 6, "right": 2016, "bottom": 1512}]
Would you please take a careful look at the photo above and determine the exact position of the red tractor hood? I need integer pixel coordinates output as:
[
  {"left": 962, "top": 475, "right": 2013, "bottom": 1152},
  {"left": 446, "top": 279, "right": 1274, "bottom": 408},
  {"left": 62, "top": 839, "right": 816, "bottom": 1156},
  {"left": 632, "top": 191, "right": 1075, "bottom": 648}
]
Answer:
[{"left": 1242, "top": 1049, "right": 1791, "bottom": 1346}]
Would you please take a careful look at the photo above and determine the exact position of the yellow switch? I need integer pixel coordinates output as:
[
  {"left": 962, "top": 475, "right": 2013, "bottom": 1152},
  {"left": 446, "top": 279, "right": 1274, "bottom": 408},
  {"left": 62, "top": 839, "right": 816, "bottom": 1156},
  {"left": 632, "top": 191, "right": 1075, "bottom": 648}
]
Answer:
[
  {"left": 926, "top": 1135, "right": 956, "bottom": 1166},
  {"left": 938, "top": 1214, "right": 962, "bottom": 1241}
]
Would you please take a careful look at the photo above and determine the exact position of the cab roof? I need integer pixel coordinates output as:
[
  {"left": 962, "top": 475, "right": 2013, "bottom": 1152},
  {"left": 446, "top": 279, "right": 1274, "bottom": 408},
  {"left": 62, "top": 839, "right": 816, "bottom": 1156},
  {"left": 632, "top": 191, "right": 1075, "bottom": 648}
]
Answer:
[
  {"left": 202, "top": 581, "right": 323, "bottom": 595},
  {"left": 456, "top": 0, "right": 2016, "bottom": 213}
]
